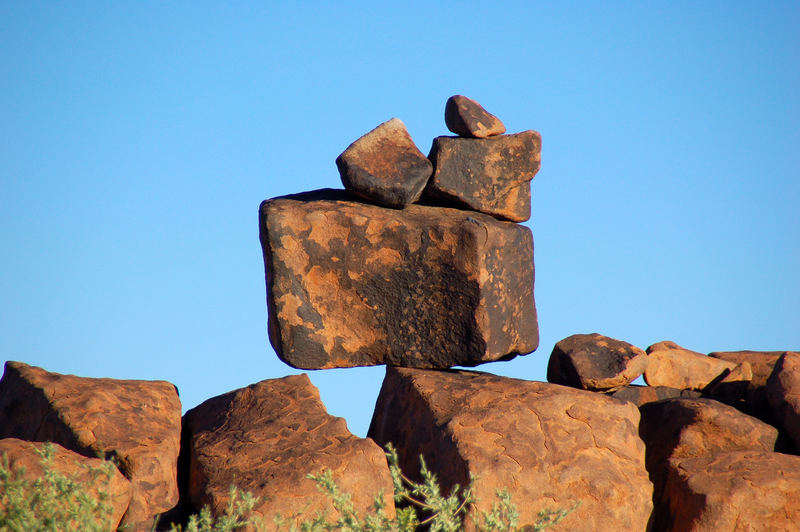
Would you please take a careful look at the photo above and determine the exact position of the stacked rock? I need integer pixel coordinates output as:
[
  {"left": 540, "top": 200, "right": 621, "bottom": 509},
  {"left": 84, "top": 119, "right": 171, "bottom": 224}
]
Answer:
[{"left": 545, "top": 332, "right": 800, "bottom": 530}]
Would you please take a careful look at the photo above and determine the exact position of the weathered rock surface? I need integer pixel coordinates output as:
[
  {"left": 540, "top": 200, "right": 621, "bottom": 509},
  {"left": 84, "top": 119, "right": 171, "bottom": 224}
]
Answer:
[
  {"left": 766, "top": 351, "right": 800, "bottom": 451},
  {"left": 709, "top": 350, "right": 787, "bottom": 388},
  {"left": 424, "top": 130, "right": 541, "bottom": 222},
  {"left": 259, "top": 189, "right": 538, "bottom": 369},
  {"left": 444, "top": 95, "right": 506, "bottom": 138},
  {"left": 547, "top": 333, "right": 648, "bottom": 391},
  {"left": 657, "top": 451, "right": 800, "bottom": 531},
  {"left": 368, "top": 367, "right": 653, "bottom": 532},
  {"left": 0, "top": 438, "right": 132, "bottom": 530},
  {"left": 336, "top": 118, "right": 432, "bottom": 208},
  {"left": 608, "top": 385, "right": 701, "bottom": 406},
  {"left": 644, "top": 341, "right": 738, "bottom": 390},
  {"left": 0, "top": 361, "right": 182, "bottom": 529},
  {"left": 183, "top": 374, "right": 393, "bottom": 527}
]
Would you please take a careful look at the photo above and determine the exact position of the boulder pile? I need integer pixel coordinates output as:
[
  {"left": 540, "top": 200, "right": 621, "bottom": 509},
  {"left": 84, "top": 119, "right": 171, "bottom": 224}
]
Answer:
[{"left": 1, "top": 95, "right": 797, "bottom": 531}]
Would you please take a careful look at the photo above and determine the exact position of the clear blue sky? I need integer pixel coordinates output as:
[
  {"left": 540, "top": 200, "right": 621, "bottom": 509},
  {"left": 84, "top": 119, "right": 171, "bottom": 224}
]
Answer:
[{"left": 2, "top": 2, "right": 798, "bottom": 437}]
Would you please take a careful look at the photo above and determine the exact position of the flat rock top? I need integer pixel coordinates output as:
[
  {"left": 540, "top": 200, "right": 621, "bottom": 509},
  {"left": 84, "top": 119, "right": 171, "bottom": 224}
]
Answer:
[
  {"left": 547, "top": 333, "right": 648, "bottom": 391},
  {"left": 709, "top": 350, "right": 790, "bottom": 387},
  {"left": 185, "top": 374, "right": 393, "bottom": 523}
]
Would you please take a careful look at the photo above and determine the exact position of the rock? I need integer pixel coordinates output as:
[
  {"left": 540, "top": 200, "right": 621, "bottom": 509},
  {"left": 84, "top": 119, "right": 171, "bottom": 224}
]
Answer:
[
  {"left": 657, "top": 451, "right": 800, "bottom": 531},
  {"left": 259, "top": 189, "right": 538, "bottom": 369},
  {"left": 643, "top": 341, "right": 738, "bottom": 390},
  {"left": 424, "top": 130, "right": 542, "bottom": 222},
  {"left": 0, "top": 438, "right": 132, "bottom": 531},
  {"left": 368, "top": 367, "right": 653, "bottom": 532},
  {"left": 0, "top": 361, "right": 182, "bottom": 529},
  {"left": 546, "top": 333, "right": 648, "bottom": 391},
  {"left": 336, "top": 118, "right": 432, "bottom": 208},
  {"left": 709, "top": 350, "right": 787, "bottom": 388},
  {"left": 444, "top": 95, "right": 506, "bottom": 138},
  {"left": 183, "top": 374, "right": 393, "bottom": 527},
  {"left": 608, "top": 385, "right": 701, "bottom": 406},
  {"left": 766, "top": 351, "right": 800, "bottom": 451}
]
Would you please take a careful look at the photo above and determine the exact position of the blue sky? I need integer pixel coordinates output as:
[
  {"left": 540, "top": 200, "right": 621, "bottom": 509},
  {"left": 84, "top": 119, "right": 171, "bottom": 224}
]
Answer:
[{"left": 1, "top": 2, "right": 798, "bottom": 437}]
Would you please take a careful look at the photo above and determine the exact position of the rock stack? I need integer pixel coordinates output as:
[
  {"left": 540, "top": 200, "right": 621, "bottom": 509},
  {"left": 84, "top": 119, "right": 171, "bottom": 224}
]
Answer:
[{"left": 1, "top": 96, "right": 798, "bottom": 531}]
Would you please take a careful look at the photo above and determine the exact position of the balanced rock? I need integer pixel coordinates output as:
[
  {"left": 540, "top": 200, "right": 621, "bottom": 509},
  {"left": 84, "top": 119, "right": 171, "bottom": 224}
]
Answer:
[
  {"left": 766, "top": 351, "right": 800, "bottom": 451},
  {"left": 424, "top": 130, "right": 542, "bottom": 222},
  {"left": 183, "top": 374, "right": 393, "bottom": 526},
  {"left": 0, "top": 438, "right": 132, "bottom": 531},
  {"left": 368, "top": 367, "right": 653, "bottom": 532},
  {"left": 609, "top": 385, "right": 701, "bottom": 406},
  {"left": 444, "top": 95, "right": 506, "bottom": 138},
  {"left": 658, "top": 451, "right": 800, "bottom": 531},
  {"left": 259, "top": 189, "right": 538, "bottom": 369},
  {"left": 336, "top": 118, "right": 432, "bottom": 208},
  {"left": 547, "top": 333, "right": 648, "bottom": 391},
  {"left": 0, "top": 361, "right": 182, "bottom": 529},
  {"left": 644, "top": 341, "right": 739, "bottom": 390}
]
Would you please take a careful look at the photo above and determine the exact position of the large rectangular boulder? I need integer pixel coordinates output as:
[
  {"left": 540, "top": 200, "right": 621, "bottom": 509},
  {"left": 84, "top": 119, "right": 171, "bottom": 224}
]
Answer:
[{"left": 259, "top": 189, "right": 538, "bottom": 369}]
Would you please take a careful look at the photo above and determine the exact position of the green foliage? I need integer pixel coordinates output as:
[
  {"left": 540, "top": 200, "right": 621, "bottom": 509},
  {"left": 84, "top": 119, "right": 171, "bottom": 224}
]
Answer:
[
  {"left": 1, "top": 442, "right": 577, "bottom": 532},
  {"left": 0, "top": 442, "right": 117, "bottom": 532}
]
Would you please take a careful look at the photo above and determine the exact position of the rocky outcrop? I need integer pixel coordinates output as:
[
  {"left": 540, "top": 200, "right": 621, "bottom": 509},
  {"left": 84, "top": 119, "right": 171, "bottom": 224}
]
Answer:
[
  {"left": 608, "top": 385, "right": 701, "bottom": 406},
  {"left": 368, "top": 367, "right": 653, "bottom": 532},
  {"left": 424, "top": 130, "right": 541, "bottom": 222},
  {"left": 444, "top": 95, "right": 506, "bottom": 138},
  {"left": 766, "top": 351, "right": 800, "bottom": 451},
  {"left": 336, "top": 118, "right": 432, "bottom": 208},
  {"left": 643, "top": 341, "right": 739, "bottom": 390},
  {"left": 0, "top": 361, "right": 182, "bottom": 529},
  {"left": 0, "top": 438, "right": 132, "bottom": 530},
  {"left": 658, "top": 451, "right": 800, "bottom": 531},
  {"left": 547, "top": 333, "right": 648, "bottom": 391},
  {"left": 183, "top": 374, "right": 393, "bottom": 528},
  {"left": 259, "top": 189, "right": 538, "bottom": 369}
]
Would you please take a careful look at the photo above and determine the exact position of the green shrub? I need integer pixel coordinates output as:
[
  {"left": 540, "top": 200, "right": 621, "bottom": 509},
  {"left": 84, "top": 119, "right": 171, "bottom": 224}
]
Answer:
[{"left": 1, "top": 442, "right": 576, "bottom": 532}]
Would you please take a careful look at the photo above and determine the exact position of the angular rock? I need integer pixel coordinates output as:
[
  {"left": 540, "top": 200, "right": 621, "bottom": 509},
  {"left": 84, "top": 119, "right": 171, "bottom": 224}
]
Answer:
[
  {"left": 657, "top": 451, "right": 800, "bottom": 531},
  {"left": 608, "top": 385, "right": 701, "bottom": 406},
  {"left": 368, "top": 367, "right": 653, "bottom": 532},
  {"left": 0, "top": 438, "right": 132, "bottom": 531},
  {"left": 444, "top": 95, "right": 506, "bottom": 138},
  {"left": 336, "top": 118, "right": 432, "bottom": 208},
  {"left": 259, "top": 189, "right": 538, "bottom": 369},
  {"left": 546, "top": 333, "right": 648, "bottom": 391},
  {"left": 424, "top": 130, "right": 542, "bottom": 222},
  {"left": 766, "top": 351, "right": 800, "bottom": 451},
  {"left": 183, "top": 374, "right": 393, "bottom": 527},
  {"left": 0, "top": 361, "right": 182, "bottom": 529},
  {"left": 709, "top": 350, "right": 787, "bottom": 388},
  {"left": 643, "top": 341, "right": 738, "bottom": 390}
]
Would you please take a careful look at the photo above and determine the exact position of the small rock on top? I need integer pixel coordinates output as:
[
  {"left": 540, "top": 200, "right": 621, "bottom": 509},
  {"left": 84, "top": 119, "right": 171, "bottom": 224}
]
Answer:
[{"left": 445, "top": 95, "right": 506, "bottom": 138}]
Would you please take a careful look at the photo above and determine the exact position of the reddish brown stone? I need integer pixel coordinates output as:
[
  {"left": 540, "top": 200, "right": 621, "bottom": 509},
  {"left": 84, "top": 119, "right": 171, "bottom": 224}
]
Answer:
[
  {"left": 259, "top": 189, "right": 538, "bottom": 369},
  {"left": 709, "top": 350, "right": 787, "bottom": 388},
  {"left": 444, "top": 95, "right": 506, "bottom": 138},
  {"left": 0, "top": 361, "right": 181, "bottom": 529},
  {"left": 547, "top": 333, "right": 648, "bottom": 391},
  {"left": 766, "top": 351, "right": 800, "bottom": 451},
  {"left": 658, "top": 451, "right": 800, "bottom": 531},
  {"left": 368, "top": 367, "right": 652, "bottom": 532},
  {"left": 423, "top": 130, "right": 542, "bottom": 222},
  {"left": 608, "top": 385, "right": 701, "bottom": 406},
  {"left": 183, "top": 374, "right": 393, "bottom": 527},
  {"left": 336, "top": 118, "right": 432, "bottom": 208},
  {"left": 0, "top": 438, "right": 132, "bottom": 531},
  {"left": 644, "top": 341, "right": 738, "bottom": 390}
]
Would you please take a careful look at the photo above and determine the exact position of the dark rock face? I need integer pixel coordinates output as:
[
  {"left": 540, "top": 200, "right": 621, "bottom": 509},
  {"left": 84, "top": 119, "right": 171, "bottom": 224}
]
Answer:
[
  {"left": 0, "top": 361, "right": 182, "bottom": 529},
  {"left": 368, "top": 367, "right": 653, "bottom": 532},
  {"left": 609, "top": 385, "right": 701, "bottom": 406},
  {"left": 183, "top": 374, "right": 393, "bottom": 527},
  {"left": 259, "top": 189, "right": 538, "bottom": 369},
  {"left": 657, "top": 451, "right": 800, "bottom": 531},
  {"left": 546, "top": 333, "right": 648, "bottom": 391},
  {"left": 336, "top": 118, "right": 432, "bottom": 208},
  {"left": 766, "top": 351, "right": 800, "bottom": 451},
  {"left": 424, "top": 130, "right": 542, "bottom": 222},
  {"left": 444, "top": 95, "right": 506, "bottom": 138},
  {"left": 0, "top": 438, "right": 132, "bottom": 531}
]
